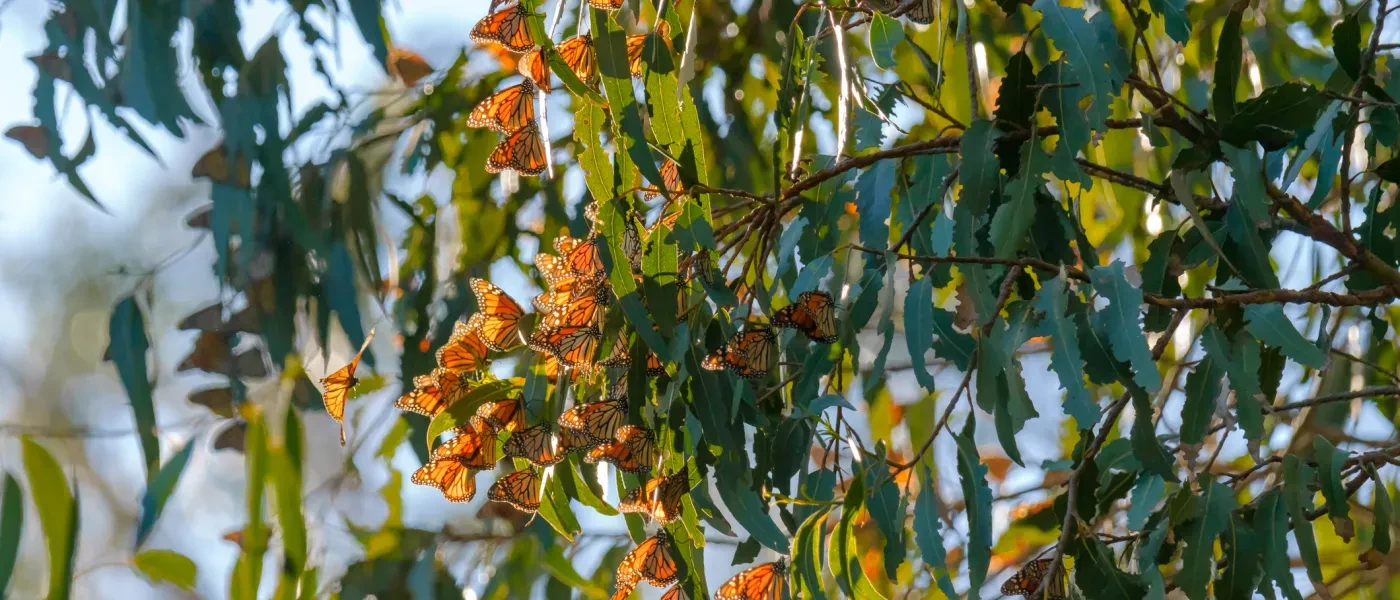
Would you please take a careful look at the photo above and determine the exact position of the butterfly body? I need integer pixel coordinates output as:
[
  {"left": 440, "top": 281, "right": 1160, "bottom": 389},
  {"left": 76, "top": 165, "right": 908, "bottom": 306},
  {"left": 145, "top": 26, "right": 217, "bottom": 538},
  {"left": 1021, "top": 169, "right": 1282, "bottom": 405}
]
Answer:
[
  {"left": 321, "top": 330, "right": 376, "bottom": 445},
  {"left": 701, "top": 326, "right": 777, "bottom": 379},
  {"left": 1001, "top": 558, "right": 1067, "bottom": 600},
  {"left": 715, "top": 560, "right": 787, "bottom": 600},
  {"left": 585, "top": 425, "right": 658, "bottom": 474},
  {"left": 773, "top": 290, "right": 838, "bottom": 343}
]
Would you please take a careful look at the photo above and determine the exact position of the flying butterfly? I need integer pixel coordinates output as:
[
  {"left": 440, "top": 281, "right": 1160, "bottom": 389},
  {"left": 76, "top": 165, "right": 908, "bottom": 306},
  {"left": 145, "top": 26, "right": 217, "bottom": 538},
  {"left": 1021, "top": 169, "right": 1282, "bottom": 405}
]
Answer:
[
  {"left": 558, "top": 397, "right": 627, "bottom": 443},
  {"left": 470, "top": 3, "right": 536, "bottom": 52},
  {"left": 477, "top": 397, "right": 526, "bottom": 433},
  {"left": 618, "top": 468, "right": 689, "bottom": 524},
  {"left": 701, "top": 326, "right": 776, "bottom": 379},
  {"left": 714, "top": 560, "right": 787, "bottom": 600},
  {"left": 485, "top": 122, "right": 548, "bottom": 176},
  {"left": 469, "top": 278, "right": 526, "bottom": 350},
  {"left": 1000, "top": 558, "right": 1067, "bottom": 600},
  {"left": 502, "top": 423, "right": 565, "bottom": 467},
  {"left": 466, "top": 79, "right": 537, "bottom": 133},
  {"left": 411, "top": 458, "right": 480, "bottom": 502},
  {"left": 616, "top": 530, "right": 680, "bottom": 590},
  {"left": 436, "top": 315, "right": 490, "bottom": 373},
  {"left": 585, "top": 425, "right": 658, "bottom": 475},
  {"left": 772, "top": 290, "right": 838, "bottom": 343},
  {"left": 393, "top": 373, "right": 448, "bottom": 417},
  {"left": 488, "top": 468, "right": 542, "bottom": 513},
  {"left": 321, "top": 329, "right": 376, "bottom": 445}
]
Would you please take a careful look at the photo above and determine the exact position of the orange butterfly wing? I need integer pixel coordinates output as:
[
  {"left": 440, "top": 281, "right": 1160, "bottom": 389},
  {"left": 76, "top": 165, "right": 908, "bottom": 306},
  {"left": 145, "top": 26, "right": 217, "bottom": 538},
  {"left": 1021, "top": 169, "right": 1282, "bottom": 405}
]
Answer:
[
  {"left": 411, "top": 458, "right": 478, "bottom": 502},
  {"left": 556, "top": 34, "right": 597, "bottom": 83},
  {"left": 701, "top": 327, "right": 775, "bottom": 379},
  {"left": 558, "top": 398, "right": 626, "bottom": 443},
  {"left": 467, "top": 79, "right": 537, "bottom": 133},
  {"left": 626, "top": 33, "right": 646, "bottom": 78},
  {"left": 486, "top": 123, "right": 548, "bottom": 176},
  {"left": 477, "top": 397, "right": 526, "bottom": 433},
  {"left": 645, "top": 159, "right": 684, "bottom": 200},
  {"left": 773, "top": 291, "right": 838, "bottom": 343},
  {"left": 564, "top": 237, "right": 605, "bottom": 280},
  {"left": 436, "top": 315, "right": 491, "bottom": 373},
  {"left": 517, "top": 48, "right": 552, "bottom": 92},
  {"left": 432, "top": 367, "right": 476, "bottom": 406},
  {"left": 529, "top": 324, "right": 600, "bottom": 368},
  {"left": 394, "top": 374, "right": 446, "bottom": 417},
  {"left": 616, "top": 530, "right": 679, "bottom": 591},
  {"left": 321, "top": 331, "right": 375, "bottom": 445},
  {"left": 584, "top": 425, "right": 657, "bottom": 474},
  {"left": 470, "top": 278, "right": 526, "bottom": 350},
  {"left": 618, "top": 468, "right": 688, "bottom": 524},
  {"left": 470, "top": 4, "right": 536, "bottom": 52},
  {"left": 488, "top": 469, "right": 541, "bottom": 512},
  {"left": 714, "top": 561, "right": 787, "bottom": 600},
  {"left": 431, "top": 422, "right": 499, "bottom": 469},
  {"left": 588, "top": 0, "right": 624, "bottom": 9},
  {"left": 659, "top": 585, "right": 691, "bottom": 600},
  {"left": 1000, "top": 558, "right": 1066, "bottom": 599},
  {"left": 502, "top": 423, "right": 564, "bottom": 467}
]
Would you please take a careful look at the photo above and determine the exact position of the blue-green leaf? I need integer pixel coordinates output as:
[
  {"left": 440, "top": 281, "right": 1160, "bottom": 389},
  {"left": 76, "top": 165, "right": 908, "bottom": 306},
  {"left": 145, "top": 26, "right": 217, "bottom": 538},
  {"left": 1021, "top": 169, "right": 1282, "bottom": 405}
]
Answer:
[
  {"left": 135, "top": 441, "right": 195, "bottom": 548},
  {"left": 1282, "top": 456, "right": 1324, "bottom": 587},
  {"left": 1180, "top": 353, "right": 1224, "bottom": 446},
  {"left": 1148, "top": 0, "right": 1190, "bottom": 42},
  {"left": 905, "top": 276, "right": 937, "bottom": 392},
  {"left": 1034, "top": 274, "right": 1096, "bottom": 427},
  {"left": 865, "top": 471, "right": 906, "bottom": 580},
  {"left": 869, "top": 14, "right": 905, "bottom": 70},
  {"left": 714, "top": 456, "right": 787, "bottom": 552},
  {"left": 1032, "top": 0, "right": 1122, "bottom": 132},
  {"left": 1201, "top": 325, "right": 1264, "bottom": 441},
  {"left": 956, "top": 419, "right": 993, "bottom": 595},
  {"left": 1216, "top": 515, "right": 1261, "bottom": 600},
  {"left": 1312, "top": 437, "right": 1352, "bottom": 538},
  {"left": 913, "top": 467, "right": 957, "bottom": 598},
  {"left": 1089, "top": 262, "right": 1162, "bottom": 393},
  {"left": 347, "top": 0, "right": 389, "bottom": 64},
  {"left": 1366, "top": 464, "right": 1391, "bottom": 554},
  {"left": 109, "top": 297, "right": 159, "bottom": 482},
  {"left": 1178, "top": 478, "right": 1235, "bottom": 599},
  {"left": 1255, "top": 489, "right": 1304, "bottom": 600},
  {"left": 1213, "top": 9, "right": 1243, "bottom": 121},
  {"left": 0, "top": 473, "right": 23, "bottom": 596},
  {"left": 1127, "top": 474, "right": 1164, "bottom": 531},
  {"left": 593, "top": 10, "right": 665, "bottom": 194},
  {"left": 1243, "top": 304, "right": 1326, "bottom": 369}
]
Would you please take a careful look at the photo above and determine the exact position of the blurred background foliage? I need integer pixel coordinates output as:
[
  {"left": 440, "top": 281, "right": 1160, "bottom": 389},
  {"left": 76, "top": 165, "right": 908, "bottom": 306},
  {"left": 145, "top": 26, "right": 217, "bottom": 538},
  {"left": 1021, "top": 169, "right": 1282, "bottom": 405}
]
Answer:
[{"left": 2, "top": 0, "right": 1400, "bottom": 598}]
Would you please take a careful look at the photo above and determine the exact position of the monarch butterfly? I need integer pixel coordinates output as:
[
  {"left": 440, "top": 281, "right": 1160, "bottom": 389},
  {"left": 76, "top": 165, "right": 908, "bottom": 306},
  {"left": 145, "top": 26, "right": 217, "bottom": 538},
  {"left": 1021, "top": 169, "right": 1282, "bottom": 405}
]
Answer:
[
  {"left": 430, "top": 366, "right": 477, "bottom": 406},
  {"left": 321, "top": 330, "right": 376, "bottom": 445},
  {"left": 488, "top": 468, "right": 541, "bottom": 512},
  {"left": 559, "top": 397, "right": 627, "bottom": 443},
  {"left": 467, "top": 79, "right": 537, "bottom": 133},
  {"left": 715, "top": 560, "right": 787, "bottom": 600},
  {"left": 529, "top": 324, "right": 600, "bottom": 368},
  {"left": 469, "top": 278, "right": 526, "bottom": 350},
  {"left": 556, "top": 34, "right": 598, "bottom": 83},
  {"left": 616, "top": 530, "right": 680, "bottom": 590},
  {"left": 1000, "top": 558, "right": 1067, "bottom": 600},
  {"left": 411, "top": 458, "right": 479, "bottom": 502},
  {"left": 659, "top": 585, "right": 691, "bottom": 600},
  {"left": 554, "top": 234, "right": 583, "bottom": 257},
  {"left": 644, "top": 159, "right": 684, "bottom": 200},
  {"left": 773, "top": 291, "right": 838, "bottom": 343},
  {"left": 701, "top": 326, "right": 776, "bottom": 379},
  {"left": 517, "top": 49, "right": 551, "bottom": 91},
  {"left": 585, "top": 425, "right": 658, "bottom": 474},
  {"left": 645, "top": 351, "right": 666, "bottom": 377},
  {"left": 557, "top": 425, "right": 600, "bottom": 453},
  {"left": 906, "top": 0, "right": 936, "bottom": 25},
  {"left": 598, "top": 334, "right": 631, "bottom": 369},
  {"left": 626, "top": 21, "right": 674, "bottom": 78},
  {"left": 605, "top": 377, "right": 628, "bottom": 401},
  {"left": 622, "top": 215, "right": 643, "bottom": 271},
  {"left": 562, "top": 236, "right": 605, "bottom": 280},
  {"left": 618, "top": 468, "right": 688, "bottom": 524},
  {"left": 477, "top": 397, "right": 526, "bottom": 433},
  {"left": 485, "top": 122, "right": 548, "bottom": 176},
  {"left": 502, "top": 423, "right": 565, "bottom": 467},
  {"left": 535, "top": 250, "right": 574, "bottom": 290},
  {"left": 470, "top": 3, "right": 536, "bottom": 52},
  {"left": 436, "top": 315, "right": 490, "bottom": 373},
  {"left": 588, "top": 0, "right": 623, "bottom": 10},
  {"left": 394, "top": 373, "right": 448, "bottom": 417},
  {"left": 430, "top": 420, "right": 499, "bottom": 469},
  {"left": 539, "top": 281, "right": 608, "bottom": 331}
]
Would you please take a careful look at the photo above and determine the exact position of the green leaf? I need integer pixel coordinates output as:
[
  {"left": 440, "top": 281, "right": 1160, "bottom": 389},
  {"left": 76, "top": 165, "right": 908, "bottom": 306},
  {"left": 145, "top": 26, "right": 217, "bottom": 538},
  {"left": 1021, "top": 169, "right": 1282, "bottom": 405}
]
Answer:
[
  {"left": 1032, "top": 0, "right": 1121, "bottom": 131},
  {"left": 913, "top": 467, "right": 957, "bottom": 599},
  {"left": 1089, "top": 262, "right": 1162, "bottom": 393},
  {"left": 108, "top": 297, "right": 159, "bottom": 482},
  {"left": 1255, "top": 489, "right": 1304, "bottom": 600},
  {"left": 1311, "top": 437, "right": 1352, "bottom": 537},
  {"left": 1127, "top": 474, "right": 1164, "bottom": 531},
  {"left": 643, "top": 223, "right": 681, "bottom": 338},
  {"left": 855, "top": 161, "right": 897, "bottom": 251},
  {"left": 326, "top": 242, "right": 369, "bottom": 367},
  {"left": 674, "top": 79, "right": 718, "bottom": 251},
  {"left": 1148, "top": 0, "right": 1190, "bottom": 43},
  {"left": 1178, "top": 478, "right": 1235, "bottom": 599},
  {"left": 1071, "top": 536, "right": 1145, "bottom": 600},
  {"left": 958, "top": 121, "right": 1001, "bottom": 215},
  {"left": 542, "top": 545, "right": 605, "bottom": 598},
  {"left": 930, "top": 306, "right": 975, "bottom": 371},
  {"left": 593, "top": 10, "right": 665, "bottom": 195},
  {"left": 904, "top": 276, "right": 937, "bottom": 392},
  {"left": 0, "top": 473, "right": 23, "bottom": 596},
  {"left": 865, "top": 470, "right": 906, "bottom": 580},
  {"left": 574, "top": 102, "right": 613, "bottom": 204},
  {"left": 990, "top": 143, "right": 1049, "bottom": 258},
  {"left": 1180, "top": 353, "right": 1223, "bottom": 446},
  {"left": 1366, "top": 464, "right": 1391, "bottom": 554},
  {"left": 829, "top": 474, "right": 885, "bottom": 599},
  {"left": 1222, "top": 83, "right": 1329, "bottom": 150},
  {"left": 1129, "top": 383, "right": 1177, "bottom": 481},
  {"left": 994, "top": 52, "right": 1038, "bottom": 130},
  {"left": 425, "top": 378, "right": 524, "bottom": 443},
  {"left": 21, "top": 438, "right": 77, "bottom": 600},
  {"left": 714, "top": 455, "right": 787, "bottom": 552},
  {"left": 599, "top": 200, "right": 669, "bottom": 356},
  {"left": 1332, "top": 13, "right": 1362, "bottom": 80},
  {"left": 133, "top": 549, "right": 198, "bottom": 591},
  {"left": 135, "top": 441, "right": 195, "bottom": 548},
  {"left": 235, "top": 412, "right": 269, "bottom": 600},
  {"left": 869, "top": 14, "right": 905, "bottom": 70},
  {"left": 1201, "top": 325, "right": 1264, "bottom": 441},
  {"left": 791, "top": 508, "right": 830, "bottom": 600},
  {"left": 956, "top": 419, "right": 993, "bottom": 595},
  {"left": 1282, "top": 455, "right": 1324, "bottom": 586},
  {"left": 537, "top": 469, "right": 583, "bottom": 541},
  {"left": 1376, "top": 158, "right": 1400, "bottom": 184},
  {"left": 271, "top": 407, "right": 307, "bottom": 574},
  {"left": 1034, "top": 274, "right": 1097, "bottom": 427},
  {"left": 1243, "top": 304, "right": 1327, "bottom": 369},
  {"left": 1213, "top": 8, "right": 1243, "bottom": 121},
  {"left": 1216, "top": 515, "right": 1261, "bottom": 600}
]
